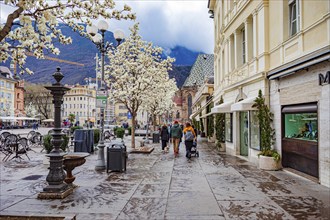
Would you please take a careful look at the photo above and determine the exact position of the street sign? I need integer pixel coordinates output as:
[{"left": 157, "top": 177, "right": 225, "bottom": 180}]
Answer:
[
  {"left": 96, "top": 90, "right": 107, "bottom": 108},
  {"left": 127, "top": 111, "right": 132, "bottom": 119}
]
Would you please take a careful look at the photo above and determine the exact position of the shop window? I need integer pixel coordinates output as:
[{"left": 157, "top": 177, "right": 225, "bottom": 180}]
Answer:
[
  {"left": 225, "top": 113, "right": 233, "bottom": 142},
  {"left": 284, "top": 113, "right": 317, "bottom": 141},
  {"left": 289, "top": 0, "right": 300, "bottom": 36},
  {"left": 242, "top": 27, "right": 246, "bottom": 64},
  {"left": 250, "top": 111, "right": 260, "bottom": 150}
]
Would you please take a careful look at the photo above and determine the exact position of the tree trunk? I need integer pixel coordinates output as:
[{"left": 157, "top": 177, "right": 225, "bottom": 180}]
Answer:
[
  {"left": 152, "top": 113, "right": 156, "bottom": 131},
  {"left": 131, "top": 115, "right": 136, "bottom": 148}
]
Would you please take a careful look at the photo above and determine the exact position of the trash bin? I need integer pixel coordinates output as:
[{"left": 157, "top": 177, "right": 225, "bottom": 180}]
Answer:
[
  {"left": 107, "top": 143, "right": 127, "bottom": 173},
  {"left": 74, "top": 129, "right": 94, "bottom": 153},
  {"left": 152, "top": 132, "right": 160, "bottom": 143}
]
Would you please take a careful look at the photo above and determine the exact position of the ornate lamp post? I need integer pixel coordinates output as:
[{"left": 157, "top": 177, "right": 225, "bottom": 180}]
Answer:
[
  {"left": 38, "top": 67, "right": 71, "bottom": 199},
  {"left": 86, "top": 20, "right": 124, "bottom": 170}
]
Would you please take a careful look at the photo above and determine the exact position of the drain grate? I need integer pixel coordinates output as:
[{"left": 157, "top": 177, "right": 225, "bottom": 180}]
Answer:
[{"left": 22, "top": 175, "right": 43, "bottom": 180}]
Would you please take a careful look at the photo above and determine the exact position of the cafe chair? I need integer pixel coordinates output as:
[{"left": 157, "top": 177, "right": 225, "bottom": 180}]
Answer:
[
  {"left": 2, "top": 134, "right": 18, "bottom": 162},
  {"left": 15, "top": 137, "right": 30, "bottom": 161}
]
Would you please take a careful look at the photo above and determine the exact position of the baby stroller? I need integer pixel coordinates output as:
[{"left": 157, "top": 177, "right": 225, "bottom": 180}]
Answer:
[{"left": 190, "top": 140, "right": 199, "bottom": 157}]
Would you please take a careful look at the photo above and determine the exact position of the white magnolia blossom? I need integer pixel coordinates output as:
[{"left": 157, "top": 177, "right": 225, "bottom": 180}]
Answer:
[
  {"left": 104, "top": 23, "right": 175, "bottom": 148},
  {"left": 0, "top": 0, "right": 135, "bottom": 74},
  {"left": 141, "top": 77, "right": 178, "bottom": 123}
]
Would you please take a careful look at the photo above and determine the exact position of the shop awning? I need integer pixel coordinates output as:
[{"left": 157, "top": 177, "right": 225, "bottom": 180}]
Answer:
[
  {"left": 211, "top": 101, "right": 233, "bottom": 113},
  {"left": 0, "top": 116, "right": 38, "bottom": 121},
  {"left": 231, "top": 97, "right": 257, "bottom": 111},
  {"left": 200, "top": 112, "right": 214, "bottom": 119}
]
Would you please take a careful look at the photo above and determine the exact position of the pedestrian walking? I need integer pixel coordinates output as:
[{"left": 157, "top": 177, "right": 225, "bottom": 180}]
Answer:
[
  {"left": 170, "top": 121, "right": 183, "bottom": 157},
  {"left": 183, "top": 122, "right": 196, "bottom": 159},
  {"left": 160, "top": 124, "right": 170, "bottom": 153}
]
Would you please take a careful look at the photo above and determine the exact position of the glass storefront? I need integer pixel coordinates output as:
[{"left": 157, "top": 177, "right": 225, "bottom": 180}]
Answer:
[
  {"left": 225, "top": 113, "right": 232, "bottom": 142},
  {"left": 250, "top": 111, "right": 260, "bottom": 150},
  {"left": 284, "top": 113, "right": 318, "bottom": 142},
  {"left": 239, "top": 112, "right": 249, "bottom": 156}
]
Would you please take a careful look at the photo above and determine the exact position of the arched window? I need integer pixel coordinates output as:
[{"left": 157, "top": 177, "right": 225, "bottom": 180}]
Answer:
[{"left": 17, "top": 93, "right": 20, "bottom": 99}]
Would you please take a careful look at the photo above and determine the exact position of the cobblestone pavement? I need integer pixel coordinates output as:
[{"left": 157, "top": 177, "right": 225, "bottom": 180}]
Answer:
[{"left": 0, "top": 128, "right": 329, "bottom": 219}]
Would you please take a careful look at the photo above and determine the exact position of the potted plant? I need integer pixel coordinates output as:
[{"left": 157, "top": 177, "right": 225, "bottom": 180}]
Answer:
[
  {"left": 115, "top": 127, "right": 125, "bottom": 141},
  {"left": 42, "top": 134, "right": 69, "bottom": 165},
  {"left": 207, "top": 115, "right": 215, "bottom": 142},
  {"left": 253, "top": 90, "right": 281, "bottom": 170},
  {"left": 215, "top": 97, "right": 226, "bottom": 151},
  {"left": 93, "top": 129, "right": 100, "bottom": 145},
  {"left": 200, "top": 117, "right": 206, "bottom": 137}
]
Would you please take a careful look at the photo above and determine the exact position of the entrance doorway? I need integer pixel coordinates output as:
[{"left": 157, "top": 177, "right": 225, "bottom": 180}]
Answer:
[{"left": 240, "top": 111, "right": 249, "bottom": 156}]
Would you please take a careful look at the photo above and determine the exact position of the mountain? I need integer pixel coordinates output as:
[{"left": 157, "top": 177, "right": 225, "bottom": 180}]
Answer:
[{"left": 3, "top": 24, "right": 200, "bottom": 88}]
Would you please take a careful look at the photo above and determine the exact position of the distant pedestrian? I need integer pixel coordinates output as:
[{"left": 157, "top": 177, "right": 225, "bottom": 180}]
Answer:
[
  {"left": 183, "top": 122, "right": 196, "bottom": 159},
  {"left": 160, "top": 124, "right": 170, "bottom": 153},
  {"left": 170, "top": 121, "right": 183, "bottom": 157}
]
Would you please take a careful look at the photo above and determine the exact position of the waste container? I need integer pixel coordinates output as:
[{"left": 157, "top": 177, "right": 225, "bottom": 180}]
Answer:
[
  {"left": 74, "top": 129, "right": 94, "bottom": 153},
  {"left": 107, "top": 143, "right": 127, "bottom": 173},
  {"left": 152, "top": 132, "right": 160, "bottom": 143}
]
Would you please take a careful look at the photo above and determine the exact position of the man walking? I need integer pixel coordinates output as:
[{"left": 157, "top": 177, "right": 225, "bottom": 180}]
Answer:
[{"left": 170, "top": 121, "right": 182, "bottom": 157}]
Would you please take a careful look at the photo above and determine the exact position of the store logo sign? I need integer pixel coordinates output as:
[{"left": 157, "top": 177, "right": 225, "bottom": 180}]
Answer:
[{"left": 319, "top": 71, "right": 330, "bottom": 86}]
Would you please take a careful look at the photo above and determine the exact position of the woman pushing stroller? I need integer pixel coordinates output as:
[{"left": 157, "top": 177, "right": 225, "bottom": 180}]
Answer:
[{"left": 183, "top": 122, "right": 196, "bottom": 159}]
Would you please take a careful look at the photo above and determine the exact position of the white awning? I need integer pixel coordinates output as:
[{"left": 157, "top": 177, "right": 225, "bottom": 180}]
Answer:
[
  {"left": 189, "top": 113, "right": 201, "bottom": 121},
  {"left": 211, "top": 101, "right": 233, "bottom": 113},
  {"left": 0, "top": 116, "right": 38, "bottom": 121},
  {"left": 42, "top": 119, "right": 54, "bottom": 122},
  {"left": 231, "top": 97, "right": 257, "bottom": 111},
  {"left": 200, "top": 112, "right": 214, "bottom": 119}
]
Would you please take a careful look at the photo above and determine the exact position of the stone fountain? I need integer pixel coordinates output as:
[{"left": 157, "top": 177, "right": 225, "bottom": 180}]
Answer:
[
  {"left": 38, "top": 68, "right": 89, "bottom": 199},
  {"left": 63, "top": 152, "right": 89, "bottom": 186}
]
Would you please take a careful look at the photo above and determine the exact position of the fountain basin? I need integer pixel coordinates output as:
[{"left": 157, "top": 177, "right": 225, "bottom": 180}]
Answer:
[{"left": 63, "top": 152, "right": 89, "bottom": 184}]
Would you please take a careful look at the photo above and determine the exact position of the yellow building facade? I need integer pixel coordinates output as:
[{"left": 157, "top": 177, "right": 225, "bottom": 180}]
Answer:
[
  {"left": 0, "top": 67, "right": 16, "bottom": 118},
  {"left": 63, "top": 84, "right": 96, "bottom": 127},
  {"left": 209, "top": 0, "right": 330, "bottom": 187}
]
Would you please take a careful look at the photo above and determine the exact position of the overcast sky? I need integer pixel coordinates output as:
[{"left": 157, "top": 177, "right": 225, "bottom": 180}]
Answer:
[{"left": 0, "top": 1, "right": 214, "bottom": 54}]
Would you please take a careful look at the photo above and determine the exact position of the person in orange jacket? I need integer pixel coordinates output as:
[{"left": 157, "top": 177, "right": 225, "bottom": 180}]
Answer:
[{"left": 183, "top": 122, "right": 196, "bottom": 158}]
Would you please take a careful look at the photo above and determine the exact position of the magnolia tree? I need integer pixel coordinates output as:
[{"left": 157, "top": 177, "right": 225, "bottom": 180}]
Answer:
[
  {"left": 0, "top": 0, "right": 135, "bottom": 74},
  {"left": 104, "top": 23, "right": 175, "bottom": 148},
  {"left": 141, "top": 77, "right": 178, "bottom": 130}
]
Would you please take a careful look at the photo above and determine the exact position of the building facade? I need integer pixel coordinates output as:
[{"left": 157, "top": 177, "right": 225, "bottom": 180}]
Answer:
[
  {"left": 63, "top": 84, "right": 96, "bottom": 127},
  {"left": 0, "top": 67, "right": 16, "bottom": 118},
  {"left": 209, "top": 0, "right": 330, "bottom": 187},
  {"left": 174, "top": 54, "right": 214, "bottom": 124},
  {"left": 14, "top": 79, "right": 25, "bottom": 118}
]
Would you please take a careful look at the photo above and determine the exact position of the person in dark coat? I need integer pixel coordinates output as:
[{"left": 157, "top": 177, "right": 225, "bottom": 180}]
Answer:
[{"left": 160, "top": 124, "right": 170, "bottom": 152}]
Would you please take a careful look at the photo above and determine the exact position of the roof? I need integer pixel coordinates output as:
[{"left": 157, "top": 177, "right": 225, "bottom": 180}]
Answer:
[
  {"left": 182, "top": 54, "right": 214, "bottom": 87},
  {"left": 0, "top": 66, "right": 16, "bottom": 82}
]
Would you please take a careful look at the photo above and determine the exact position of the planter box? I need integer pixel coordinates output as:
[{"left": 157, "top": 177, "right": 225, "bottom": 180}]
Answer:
[{"left": 258, "top": 155, "right": 281, "bottom": 171}]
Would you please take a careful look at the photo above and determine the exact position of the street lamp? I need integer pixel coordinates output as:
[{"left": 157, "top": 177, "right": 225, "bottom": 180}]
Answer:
[
  {"left": 86, "top": 20, "right": 124, "bottom": 171},
  {"left": 84, "top": 77, "right": 91, "bottom": 128}
]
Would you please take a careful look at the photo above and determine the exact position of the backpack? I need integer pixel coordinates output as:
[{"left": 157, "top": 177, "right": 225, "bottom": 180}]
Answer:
[{"left": 185, "top": 130, "right": 194, "bottom": 141}]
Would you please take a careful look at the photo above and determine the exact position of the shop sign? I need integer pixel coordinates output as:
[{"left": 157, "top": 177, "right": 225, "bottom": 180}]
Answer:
[
  {"left": 96, "top": 90, "right": 107, "bottom": 108},
  {"left": 319, "top": 71, "right": 330, "bottom": 86}
]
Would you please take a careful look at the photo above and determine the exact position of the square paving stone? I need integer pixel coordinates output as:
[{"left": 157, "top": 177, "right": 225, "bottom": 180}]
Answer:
[
  {"left": 166, "top": 191, "right": 222, "bottom": 216},
  {"left": 117, "top": 197, "right": 167, "bottom": 220},
  {"left": 170, "top": 175, "right": 210, "bottom": 192},
  {"left": 255, "top": 181, "right": 308, "bottom": 197},
  {"left": 0, "top": 195, "right": 26, "bottom": 211},
  {"left": 141, "top": 171, "right": 172, "bottom": 184},
  {"left": 132, "top": 183, "right": 169, "bottom": 198},
  {"left": 218, "top": 199, "right": 294, "bottom": 220},
  {"left": 164, "top": 214, "right": 226, "bottom": 220},
  {"left": 207, "top": 175, "right": 267, "bottom": 201},
  {"left": 270, "top": 196, "right": 330, "bottom": 219}
]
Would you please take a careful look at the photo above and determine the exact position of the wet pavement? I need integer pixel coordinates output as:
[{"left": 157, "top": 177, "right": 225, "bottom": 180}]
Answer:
[{"left": 0, "top": 129, "right": 329, "bottom": 219}]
